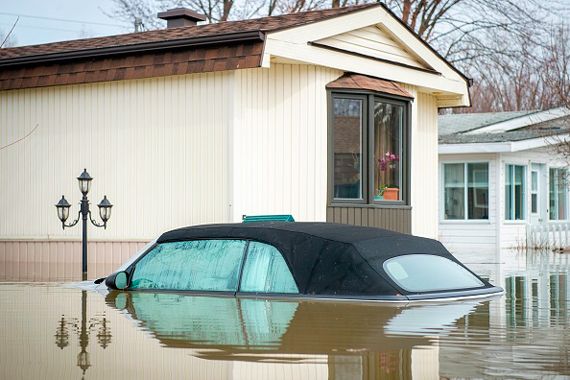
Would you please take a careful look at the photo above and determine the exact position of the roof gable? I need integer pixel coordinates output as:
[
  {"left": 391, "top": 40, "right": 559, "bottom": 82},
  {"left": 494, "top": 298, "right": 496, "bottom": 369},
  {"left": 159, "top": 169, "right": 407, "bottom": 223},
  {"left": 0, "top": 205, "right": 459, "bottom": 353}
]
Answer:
[
  {"left": 314, "top": 25, "right": 433, "bottom": 72},
  {"left": 264, "top": 4, "right": 470, "bottom": 107}
]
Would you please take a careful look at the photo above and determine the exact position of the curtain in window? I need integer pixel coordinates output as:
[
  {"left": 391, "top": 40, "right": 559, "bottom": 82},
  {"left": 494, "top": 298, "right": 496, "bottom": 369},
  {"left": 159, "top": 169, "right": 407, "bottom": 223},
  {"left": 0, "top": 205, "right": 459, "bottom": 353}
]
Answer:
[
  {"left": 333, "top": 98, "right": 363, "bottom": 200},
  {"left": 240, "top": 242, "right": 298, "bottom": 294},
  {"left": 130, "top": 240, "right": 246, "bottom": 291},
  {"left": 444, "top": 163, "right": 465, "bottom": 219}
]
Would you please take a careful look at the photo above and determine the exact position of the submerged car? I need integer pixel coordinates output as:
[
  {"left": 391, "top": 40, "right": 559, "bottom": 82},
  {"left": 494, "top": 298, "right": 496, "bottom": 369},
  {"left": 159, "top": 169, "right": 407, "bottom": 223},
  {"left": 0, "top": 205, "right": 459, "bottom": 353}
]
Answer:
[{"left": 103, "top": 222, "right": 503, "bottom": 302}]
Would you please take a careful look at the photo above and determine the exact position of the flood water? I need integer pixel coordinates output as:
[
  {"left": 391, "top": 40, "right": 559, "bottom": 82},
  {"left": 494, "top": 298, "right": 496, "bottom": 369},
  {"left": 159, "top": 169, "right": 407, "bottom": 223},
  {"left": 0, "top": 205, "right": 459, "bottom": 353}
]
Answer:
[{"left": 0, "top": 250, "right": 569, "bottom": 379}]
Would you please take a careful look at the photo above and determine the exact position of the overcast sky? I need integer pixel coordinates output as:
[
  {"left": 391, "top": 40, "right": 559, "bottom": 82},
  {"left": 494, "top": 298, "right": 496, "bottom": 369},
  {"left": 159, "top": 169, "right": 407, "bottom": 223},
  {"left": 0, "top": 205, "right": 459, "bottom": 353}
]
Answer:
[{"left": 0, "top": 0, "right": 133, "bottom": 47}]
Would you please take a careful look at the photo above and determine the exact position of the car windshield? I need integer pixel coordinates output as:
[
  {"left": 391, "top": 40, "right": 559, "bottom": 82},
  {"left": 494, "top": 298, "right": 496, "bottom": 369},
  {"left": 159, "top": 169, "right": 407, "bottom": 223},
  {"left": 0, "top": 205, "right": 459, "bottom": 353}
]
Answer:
[{"left": 383, "top": 254, "right": 484, "bottom": 293}]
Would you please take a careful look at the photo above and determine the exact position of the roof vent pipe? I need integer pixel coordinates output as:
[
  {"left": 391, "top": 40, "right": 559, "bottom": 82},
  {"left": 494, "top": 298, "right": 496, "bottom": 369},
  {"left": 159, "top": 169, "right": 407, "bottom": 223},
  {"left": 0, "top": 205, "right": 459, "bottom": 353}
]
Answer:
[{"left": 157, "top": 8, "right": 207, "bottom": 28}]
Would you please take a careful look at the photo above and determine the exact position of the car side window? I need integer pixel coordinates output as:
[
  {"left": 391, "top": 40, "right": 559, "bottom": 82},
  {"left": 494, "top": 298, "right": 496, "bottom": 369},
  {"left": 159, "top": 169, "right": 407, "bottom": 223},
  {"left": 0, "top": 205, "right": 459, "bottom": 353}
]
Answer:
[
  {"left": 239, "top": 241, "right": 299, "bottom": 294},
  {"left": 130, "top": 240, "right": 247, "bottom": 291}
]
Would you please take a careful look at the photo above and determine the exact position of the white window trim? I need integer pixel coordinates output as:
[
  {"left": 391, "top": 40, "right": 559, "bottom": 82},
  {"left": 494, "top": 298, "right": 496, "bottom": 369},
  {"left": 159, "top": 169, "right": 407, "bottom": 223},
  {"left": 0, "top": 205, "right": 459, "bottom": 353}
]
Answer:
[
  {"left": 504, "top": 163, "right": 527, "bottom": 222},
  {"left": 440, "top": 161, "right": 490, "bottom": 222}
]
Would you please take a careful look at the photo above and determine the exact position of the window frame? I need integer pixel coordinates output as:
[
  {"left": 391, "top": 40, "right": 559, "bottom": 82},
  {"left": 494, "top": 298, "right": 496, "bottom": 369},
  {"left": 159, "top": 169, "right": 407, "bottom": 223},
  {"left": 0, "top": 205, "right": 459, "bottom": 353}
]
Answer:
[
  {"left": 124, "top": 238, "right": 300, "bottom": 296},
  {"left": 237, "top": 241, "right": 300, "bottom": 296},
  {"left": 504, "top": 164, "right": 527, "bottom": 221},
  {"left": 441, "top": 161, "right": 490, "bottom": 221},
  {"left": 328, "top": 90, "right": 411, "bottom": 207}
]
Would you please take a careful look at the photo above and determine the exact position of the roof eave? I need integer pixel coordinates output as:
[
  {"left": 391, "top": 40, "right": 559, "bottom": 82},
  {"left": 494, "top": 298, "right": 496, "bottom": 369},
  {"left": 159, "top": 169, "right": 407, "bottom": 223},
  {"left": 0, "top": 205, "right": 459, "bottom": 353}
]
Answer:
[{"left": 0, "top": 30, "right": 266, "bottom": 68}]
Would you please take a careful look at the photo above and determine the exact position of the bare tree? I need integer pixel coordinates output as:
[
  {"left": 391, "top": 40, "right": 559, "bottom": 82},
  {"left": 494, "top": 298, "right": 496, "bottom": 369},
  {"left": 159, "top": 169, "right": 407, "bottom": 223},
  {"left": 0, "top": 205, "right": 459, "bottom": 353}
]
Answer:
[{"left": 0, "top": 17, "right": 19, "bottom": 48}]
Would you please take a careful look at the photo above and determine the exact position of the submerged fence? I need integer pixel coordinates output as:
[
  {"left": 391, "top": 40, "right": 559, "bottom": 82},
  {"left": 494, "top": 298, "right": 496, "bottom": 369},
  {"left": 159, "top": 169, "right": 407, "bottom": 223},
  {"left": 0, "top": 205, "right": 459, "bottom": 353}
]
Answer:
[{"left": 527, "top": 222, "right": 570, "bottom": 250}]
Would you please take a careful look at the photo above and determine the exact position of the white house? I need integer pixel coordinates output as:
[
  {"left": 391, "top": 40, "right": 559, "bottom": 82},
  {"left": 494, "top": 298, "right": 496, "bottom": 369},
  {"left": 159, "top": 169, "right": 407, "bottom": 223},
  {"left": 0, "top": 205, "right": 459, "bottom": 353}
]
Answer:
[
  {"left": 438, "top": 108, "right": 570, "bottom": 254},
  {"left": 0, "top": 4, "right": 470, "bottom": 274}
]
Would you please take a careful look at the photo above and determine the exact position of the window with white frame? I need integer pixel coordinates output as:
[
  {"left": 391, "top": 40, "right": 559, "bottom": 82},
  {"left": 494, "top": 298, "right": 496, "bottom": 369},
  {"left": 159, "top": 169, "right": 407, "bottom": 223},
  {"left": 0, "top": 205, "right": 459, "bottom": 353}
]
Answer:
[
  {"left": 443, "top": 163, "right": 489, "bottom": 220},
  {"left": 505, "top": 164, "right": 526, "bottom": 220},
  {"left": 549, "top": 168, "right": 568, "bottom": 220}
]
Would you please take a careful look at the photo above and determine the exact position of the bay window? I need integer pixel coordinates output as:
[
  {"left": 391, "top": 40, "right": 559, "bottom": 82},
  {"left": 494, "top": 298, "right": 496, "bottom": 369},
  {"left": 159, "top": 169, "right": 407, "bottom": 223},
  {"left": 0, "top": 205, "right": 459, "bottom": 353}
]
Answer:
[
  {"left": 549, "top": 168, "right": 568, "bottom": 220},
  {"left": 443, "top": 163, "right": 489, "bottom": 220},
  {"left": 505, "top": 165, "right": 526, "bottom": 220},
  {"left": 331, "top": 93, "right": 409, "bottom": 204}
]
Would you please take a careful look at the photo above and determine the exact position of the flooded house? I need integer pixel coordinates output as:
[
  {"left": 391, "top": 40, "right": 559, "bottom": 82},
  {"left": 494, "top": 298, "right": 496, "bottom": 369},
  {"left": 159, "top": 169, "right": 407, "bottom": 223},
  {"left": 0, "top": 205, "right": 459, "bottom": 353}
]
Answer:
[
  {"left": 438, "top": 108, "right": 570, "bottom": 254},
  {"left": 0, "top": 4, "right": 470, "bottom": 278}
]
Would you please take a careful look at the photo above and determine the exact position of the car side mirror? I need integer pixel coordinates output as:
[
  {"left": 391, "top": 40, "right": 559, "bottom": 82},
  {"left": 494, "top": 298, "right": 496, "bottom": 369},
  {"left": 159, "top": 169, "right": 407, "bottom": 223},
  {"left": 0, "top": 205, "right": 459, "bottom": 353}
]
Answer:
[{"left": 105, "top": 271, "right": 129, "bottom": 290}]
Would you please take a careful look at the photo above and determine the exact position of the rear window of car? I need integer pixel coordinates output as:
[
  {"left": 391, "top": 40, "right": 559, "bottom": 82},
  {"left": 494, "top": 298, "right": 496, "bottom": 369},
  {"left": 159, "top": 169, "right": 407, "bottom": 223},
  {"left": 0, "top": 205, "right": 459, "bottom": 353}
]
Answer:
[{"left": 383, "top": 254, "right": 484, "bottom": 293}]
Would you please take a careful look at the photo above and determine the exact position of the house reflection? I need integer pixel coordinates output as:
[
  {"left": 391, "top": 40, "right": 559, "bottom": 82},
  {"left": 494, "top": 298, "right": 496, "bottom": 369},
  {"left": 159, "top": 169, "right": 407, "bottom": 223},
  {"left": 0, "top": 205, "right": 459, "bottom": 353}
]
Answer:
[
  {"left": 54, "top": 291, "right": 112, "bottom": 379},
  {"left": 105, "top": 291, "right": 480, "bottom": 379}
]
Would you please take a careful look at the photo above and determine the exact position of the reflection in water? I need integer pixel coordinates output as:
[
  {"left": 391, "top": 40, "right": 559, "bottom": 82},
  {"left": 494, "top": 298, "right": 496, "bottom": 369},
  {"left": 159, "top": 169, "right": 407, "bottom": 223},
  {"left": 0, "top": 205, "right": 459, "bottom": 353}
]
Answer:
[
  {"left": 54, "top": 291, "right": 112, "bottom": 379},
  {"left": 103, "top": 291, "right": 480, "bottom": 379},
  {"left": 0, "top": 250, "right": 569, "bottom": 379}
]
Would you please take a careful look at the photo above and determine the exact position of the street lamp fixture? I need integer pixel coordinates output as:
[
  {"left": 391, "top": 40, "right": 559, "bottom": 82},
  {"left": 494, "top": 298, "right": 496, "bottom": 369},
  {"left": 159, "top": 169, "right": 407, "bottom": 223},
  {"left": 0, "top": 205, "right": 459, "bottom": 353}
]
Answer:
[{"left": 55, "top": 169, "right": 113, "bottom": 279}]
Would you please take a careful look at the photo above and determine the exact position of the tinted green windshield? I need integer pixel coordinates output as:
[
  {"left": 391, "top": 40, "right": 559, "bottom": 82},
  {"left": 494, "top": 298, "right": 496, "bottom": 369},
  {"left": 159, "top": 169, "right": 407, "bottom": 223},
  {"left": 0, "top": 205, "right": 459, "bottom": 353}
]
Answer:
[
  {"left": 383, "top": 254, "right": 484, "bottom": 293},
  {"left": 130, "top": 240, "right": 246, "bottom": 291}
]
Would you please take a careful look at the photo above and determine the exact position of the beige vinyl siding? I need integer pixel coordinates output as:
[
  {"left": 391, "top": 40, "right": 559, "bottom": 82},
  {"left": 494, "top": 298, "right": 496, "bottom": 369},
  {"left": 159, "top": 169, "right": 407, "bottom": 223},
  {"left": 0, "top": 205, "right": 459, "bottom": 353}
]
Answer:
[
  {"left": 0, "top": 71, "right": 234, "bottom": 241},
  {"left": 408, "top": 89, "right": 439, "bottom": 239},
  {"left": 0, "top": 240, "right": 147, "bottom": 281},
  {"left": 231, "top": 64, "right": 342, "bottom": 222},
  {"left": 315, "top": 25, "right": 428, "bottom": 69},
  {"left": 438, "top": 154, "right": 498, "bottom": 255}
]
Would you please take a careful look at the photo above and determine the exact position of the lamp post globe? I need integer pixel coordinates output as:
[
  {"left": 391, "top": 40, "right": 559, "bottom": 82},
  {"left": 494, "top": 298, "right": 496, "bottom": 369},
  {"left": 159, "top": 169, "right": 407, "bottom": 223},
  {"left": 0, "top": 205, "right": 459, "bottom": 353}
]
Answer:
[
  {"left": 97, "top": 196, "right": 113, "bottom": 225},
  {"left": 55, "top": 195, "right": 71, "bottom": 223},
  {"left": 77, "top": 169, "right": 93, "bottom": 195}
]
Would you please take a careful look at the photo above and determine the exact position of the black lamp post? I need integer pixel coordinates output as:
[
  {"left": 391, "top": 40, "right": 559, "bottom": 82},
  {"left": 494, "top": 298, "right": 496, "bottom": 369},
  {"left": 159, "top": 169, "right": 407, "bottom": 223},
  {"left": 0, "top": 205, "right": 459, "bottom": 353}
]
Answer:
[{"left": 55, "top": 169, "right": 113, "bottom": 279}]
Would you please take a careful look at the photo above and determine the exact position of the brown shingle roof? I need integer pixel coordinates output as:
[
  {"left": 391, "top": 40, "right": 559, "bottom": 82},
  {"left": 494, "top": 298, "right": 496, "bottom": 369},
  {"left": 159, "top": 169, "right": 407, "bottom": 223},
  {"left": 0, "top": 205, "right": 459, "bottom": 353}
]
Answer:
[
  {"left": 0, "top": 4, "right": 379, "bottom": 61},
  {"left": 326, "top": 73, "right": 413, "bottom": 98},
  {"left": 0, "top": 42, "right": 263, "bottom": 91}
]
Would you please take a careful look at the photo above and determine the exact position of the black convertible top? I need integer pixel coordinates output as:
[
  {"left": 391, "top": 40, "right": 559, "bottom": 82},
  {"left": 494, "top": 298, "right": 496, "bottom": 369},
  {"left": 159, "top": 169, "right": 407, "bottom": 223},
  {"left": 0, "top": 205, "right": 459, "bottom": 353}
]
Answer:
[{"left": 155, "top": 222, "right": 494, "bottom": 299}]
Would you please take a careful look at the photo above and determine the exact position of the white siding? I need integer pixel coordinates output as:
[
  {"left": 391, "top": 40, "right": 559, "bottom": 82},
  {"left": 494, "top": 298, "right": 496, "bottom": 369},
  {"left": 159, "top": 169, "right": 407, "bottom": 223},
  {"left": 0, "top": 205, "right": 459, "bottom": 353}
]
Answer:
[
  {"left": 231, "top": 64, "right": 342, "bottom": 222},
  {"left": 315, "top": 25, "right": 428, "bottom": 69},
  {"left": 0, "top": 72, "right": 234, "bottom": 241},
  {"left": 409, "top": 89, "right": 439, "bottom": 238},
  {"left": 438, "top": 154, "right": 498, "bottom": 254}
]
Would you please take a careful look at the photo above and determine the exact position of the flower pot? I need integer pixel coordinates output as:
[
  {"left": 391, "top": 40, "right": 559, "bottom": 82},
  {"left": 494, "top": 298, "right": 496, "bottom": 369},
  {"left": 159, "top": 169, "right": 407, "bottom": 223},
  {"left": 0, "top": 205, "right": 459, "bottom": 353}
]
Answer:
[{"left": 383, "top": 187, "right": 399, "bottom": 201}]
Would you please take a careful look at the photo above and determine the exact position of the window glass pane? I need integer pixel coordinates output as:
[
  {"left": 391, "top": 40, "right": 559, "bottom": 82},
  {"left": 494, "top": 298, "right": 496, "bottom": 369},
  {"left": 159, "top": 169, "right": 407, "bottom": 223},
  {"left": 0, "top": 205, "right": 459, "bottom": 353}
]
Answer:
[
  {"left": 333, "top": 98, "right": 363, "bottom": 200},
  {"left": 531, "top": 194, "right": 538, "bottom": 214},
  {"left": 240, "top": 242, "right": 298, "bottom": 294},
  {"left": 506, "top": 165, "right": 526, "bottom": 220},
  {"left": 514, "top": 165, "right": 526, "bottom": 220},
  {"left": 373, "top": 101, "right": 403, "bottom": 201},
  {"left": 444, "top": 163, "right": 465, "bottom": 219},
  {"left": 467, "top": 163, "right": 489, "bottom": 219},
  {"left": 505, "top": 165, "right": 513, "bottom": 219},
  {"left": 383, "top": 254, "right": 484, "bottom": 293},
  {"left": 550, "top": 168, "right": 568, "bottom": 220},
  {"left": 130, "top": 240, "right": 246, "bottom": 291}
]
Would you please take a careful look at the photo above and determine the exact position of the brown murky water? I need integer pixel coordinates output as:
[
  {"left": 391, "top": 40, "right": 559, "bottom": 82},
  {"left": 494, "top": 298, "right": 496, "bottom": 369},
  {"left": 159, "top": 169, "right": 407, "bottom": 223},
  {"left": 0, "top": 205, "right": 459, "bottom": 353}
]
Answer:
[{"left": 0, "top": 250, "right": 569, "bottom": 379}]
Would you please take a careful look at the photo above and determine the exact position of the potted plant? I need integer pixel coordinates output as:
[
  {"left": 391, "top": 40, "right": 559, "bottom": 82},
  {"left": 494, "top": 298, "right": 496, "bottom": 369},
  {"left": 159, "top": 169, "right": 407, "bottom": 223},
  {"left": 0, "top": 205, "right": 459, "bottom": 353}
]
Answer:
[{"left": 377, "top": 152, "right": 400, "bottom": 201}]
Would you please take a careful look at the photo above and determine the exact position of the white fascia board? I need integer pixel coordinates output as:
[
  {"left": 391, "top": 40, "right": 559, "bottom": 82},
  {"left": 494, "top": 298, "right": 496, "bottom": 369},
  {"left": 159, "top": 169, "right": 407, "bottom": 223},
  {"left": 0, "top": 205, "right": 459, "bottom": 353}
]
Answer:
[
  {"left": 439, "top": 142, "right": 512, "bottom": 154},
  {"left": 264, "top": 38, "right": 469, "bottom": 103},
  {"left": 439, "top": 134, "right": 570, "bottom": 154},
  {"left": 465, "top": 107, "right": 570, "bottom": 135},
  {"left": 265, "top": 6, "right": 470, "bottom": 106}
]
